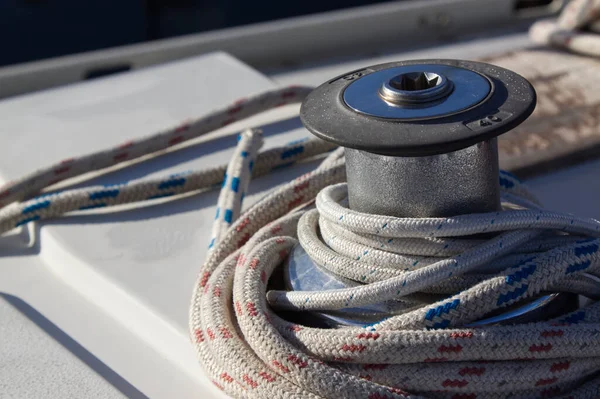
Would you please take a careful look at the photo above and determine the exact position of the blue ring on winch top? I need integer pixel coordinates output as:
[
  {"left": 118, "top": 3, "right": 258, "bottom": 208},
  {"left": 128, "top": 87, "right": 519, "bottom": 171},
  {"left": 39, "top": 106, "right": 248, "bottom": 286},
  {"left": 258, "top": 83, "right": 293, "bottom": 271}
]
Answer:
[{"left": 343, "top": 64, "right": 492, "bottom": 121}]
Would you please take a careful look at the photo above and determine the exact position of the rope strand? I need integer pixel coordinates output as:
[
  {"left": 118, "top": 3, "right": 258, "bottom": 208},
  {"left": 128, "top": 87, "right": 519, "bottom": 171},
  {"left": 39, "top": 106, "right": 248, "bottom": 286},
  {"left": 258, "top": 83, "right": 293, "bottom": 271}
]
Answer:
[
  {"left": 3, "top": 2, "right": 600, "bottom": 396},
  {"left": 2, "top": 85, "right": 599, "bottom": 398}
]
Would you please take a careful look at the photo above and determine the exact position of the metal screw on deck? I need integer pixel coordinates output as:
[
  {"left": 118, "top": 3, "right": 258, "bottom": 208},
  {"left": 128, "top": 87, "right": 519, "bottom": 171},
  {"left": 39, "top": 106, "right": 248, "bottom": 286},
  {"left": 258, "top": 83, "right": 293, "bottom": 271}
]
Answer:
[
  {"left": 300, "top": 59, "right": 537, "bottom": 218},
  {"left": 283, "top": 59, "right": 554, "bottom": 328}
]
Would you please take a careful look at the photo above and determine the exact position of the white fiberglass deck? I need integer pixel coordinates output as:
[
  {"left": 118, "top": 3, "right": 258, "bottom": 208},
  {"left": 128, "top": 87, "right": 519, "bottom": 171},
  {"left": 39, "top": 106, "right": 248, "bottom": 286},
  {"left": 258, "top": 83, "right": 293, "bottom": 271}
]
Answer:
[{"left": 1, "top": 33, "right": 599, "bottom": 398}]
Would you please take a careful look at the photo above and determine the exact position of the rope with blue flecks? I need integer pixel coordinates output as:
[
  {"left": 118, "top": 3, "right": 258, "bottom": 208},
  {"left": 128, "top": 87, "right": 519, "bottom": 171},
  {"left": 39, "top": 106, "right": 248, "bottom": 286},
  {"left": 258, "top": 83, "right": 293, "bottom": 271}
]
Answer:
[
  {"left": 4, "top": 91, "right": 600, "bottom": 398},
  {"left": 209, "top": 129, "right": 264, "bottom": 250},
  {"left": 3, "top": 90, "right": 600, "bottom": 398},
  {"left": 0, "top": 86, "right": 338, "bottom": 235},
  {"left": 193, "top": 139, "right": 600, "bottom": 398},
  {"left": 2, "top": 40, "right": 600, "bottom": 399}
]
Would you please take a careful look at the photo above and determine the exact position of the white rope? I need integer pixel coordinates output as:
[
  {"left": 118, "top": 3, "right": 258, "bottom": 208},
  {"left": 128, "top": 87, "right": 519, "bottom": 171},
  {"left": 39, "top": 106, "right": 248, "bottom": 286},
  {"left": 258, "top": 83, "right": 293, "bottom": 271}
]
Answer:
[
  {"left": 0, "top": 86, "right": 336, "bottom": 235},
  {"left": 530, "top": 0, "right": 600, "bottom": 57},
  {"left": 189, "top": 4, "right": 600, "bottom": 394},
  {"left": 2, "top": 3, "right": 600, "bottom": 396},
  {"left": 209, "top": 129, "right": 264, "bottom": 248},
  {"left": 2, "top": 99, "right": 599, "bottom": 398},
  {"left": 192, "top": 150, "right": 600, "bottom": 398}
]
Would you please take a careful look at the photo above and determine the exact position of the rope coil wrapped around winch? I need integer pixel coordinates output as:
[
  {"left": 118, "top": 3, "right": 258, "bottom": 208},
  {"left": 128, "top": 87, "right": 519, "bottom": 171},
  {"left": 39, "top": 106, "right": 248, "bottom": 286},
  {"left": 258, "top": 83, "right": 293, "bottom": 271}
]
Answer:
[
  {"left": 2, "top": 1, "right": 600, "bottom": 397},
  {"left": 1, "top": 72, "right": 599, "bottom": 399},
  {"left": 191, "top": 128, "right": 600, "bottom": 398},
  {"left": 0, "top": 86, "right": 598, "bottom": 397},
  {"left": 1, "top": 84, "right": 599, "bottom": 398}
]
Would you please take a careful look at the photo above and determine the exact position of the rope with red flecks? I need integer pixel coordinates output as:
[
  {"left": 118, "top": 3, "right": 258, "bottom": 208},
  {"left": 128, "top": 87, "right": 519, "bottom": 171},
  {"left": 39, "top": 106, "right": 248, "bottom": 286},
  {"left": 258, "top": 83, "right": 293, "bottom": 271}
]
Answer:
[
  {"left": 3, "top": 3, "right": 600, "bottom": 394},
  {"left": 189, "top": 5, "right": 600, "bottom": 394},
  {"left": 192, "top": 134, "right": 600, "bottom": 398},
  {"left": 0, "top": 86, "right": 338, "bottom": 235},
  {"left": 1, "top": 83, "right": 599, "bottom": 398}
]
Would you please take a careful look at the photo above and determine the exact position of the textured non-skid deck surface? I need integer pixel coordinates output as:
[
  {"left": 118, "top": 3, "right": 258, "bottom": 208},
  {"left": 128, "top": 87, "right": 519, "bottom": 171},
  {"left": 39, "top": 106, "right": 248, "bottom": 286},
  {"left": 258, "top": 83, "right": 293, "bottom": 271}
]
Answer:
[
  {"left": 487, "top": 49, "right": 600, "bottom": 177},
  {"left": 0, "top": 294, "right": 145, "bottom": 398}
]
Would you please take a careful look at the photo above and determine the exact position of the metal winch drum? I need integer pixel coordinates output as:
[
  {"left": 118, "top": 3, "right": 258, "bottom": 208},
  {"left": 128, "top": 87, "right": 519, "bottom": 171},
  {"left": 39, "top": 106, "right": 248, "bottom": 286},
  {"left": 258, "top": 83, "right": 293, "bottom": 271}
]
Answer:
[{"left": 283, "top": 59, "right": 590, "bottom": 327}]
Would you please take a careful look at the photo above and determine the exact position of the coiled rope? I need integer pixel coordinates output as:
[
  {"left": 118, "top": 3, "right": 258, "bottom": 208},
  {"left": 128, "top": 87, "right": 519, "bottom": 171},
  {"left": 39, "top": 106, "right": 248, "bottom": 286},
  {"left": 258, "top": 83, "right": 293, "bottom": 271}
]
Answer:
[
  {"left": 2, "top": 2, "right": 600, "bottom": 397},
  {"left": 3, "top": 80, "right": 600, "bottom": 399},
  {"left": 190, "top": 130, "right": 600, "bottom": 398}
]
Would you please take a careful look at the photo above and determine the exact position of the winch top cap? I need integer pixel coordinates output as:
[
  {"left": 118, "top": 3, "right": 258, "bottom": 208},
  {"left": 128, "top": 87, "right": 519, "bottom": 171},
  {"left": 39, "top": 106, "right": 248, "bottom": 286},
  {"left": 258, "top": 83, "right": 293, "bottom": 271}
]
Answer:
[{"left": 300, "top": 59, "right": 536, "bottom": 157}]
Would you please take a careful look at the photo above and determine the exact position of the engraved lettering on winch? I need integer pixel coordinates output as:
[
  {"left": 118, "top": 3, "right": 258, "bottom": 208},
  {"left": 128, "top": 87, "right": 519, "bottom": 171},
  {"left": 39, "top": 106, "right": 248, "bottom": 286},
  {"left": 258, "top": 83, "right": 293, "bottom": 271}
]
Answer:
[
  {"left": 465, "top": 111, "right": 513, "bottom": 132},
  {"left": 328, "top": 69, "right": 367, "bottom": 84},
  {"left": 342, "top": 72, "right": 363, "bottom": 81}
]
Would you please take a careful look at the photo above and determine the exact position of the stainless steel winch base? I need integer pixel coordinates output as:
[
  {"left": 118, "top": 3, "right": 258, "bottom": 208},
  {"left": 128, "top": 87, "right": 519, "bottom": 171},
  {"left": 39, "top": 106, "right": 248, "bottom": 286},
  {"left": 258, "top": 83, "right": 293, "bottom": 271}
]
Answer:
[{"left": 345, "top": 139, "right": 501, "bottom": 218}]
